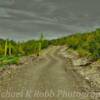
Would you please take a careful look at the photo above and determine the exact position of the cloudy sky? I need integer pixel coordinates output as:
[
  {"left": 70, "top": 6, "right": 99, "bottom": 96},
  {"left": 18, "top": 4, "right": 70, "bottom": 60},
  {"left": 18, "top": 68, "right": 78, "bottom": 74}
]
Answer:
[{"left": 0, "top": 0, "right": 100, "bottom": 40}]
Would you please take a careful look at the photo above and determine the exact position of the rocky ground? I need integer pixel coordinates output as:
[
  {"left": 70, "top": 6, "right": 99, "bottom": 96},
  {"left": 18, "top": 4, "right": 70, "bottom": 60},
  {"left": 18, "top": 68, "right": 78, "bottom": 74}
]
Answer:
[{"left": 60, "top": 48, "right": 100, "bottom": 100}]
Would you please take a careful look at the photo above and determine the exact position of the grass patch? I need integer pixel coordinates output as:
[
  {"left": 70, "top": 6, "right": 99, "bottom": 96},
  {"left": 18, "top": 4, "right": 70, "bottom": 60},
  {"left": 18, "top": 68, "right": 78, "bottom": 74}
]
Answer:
[{"left": 0, "top": 56, "right": 19, "bottom": 67}]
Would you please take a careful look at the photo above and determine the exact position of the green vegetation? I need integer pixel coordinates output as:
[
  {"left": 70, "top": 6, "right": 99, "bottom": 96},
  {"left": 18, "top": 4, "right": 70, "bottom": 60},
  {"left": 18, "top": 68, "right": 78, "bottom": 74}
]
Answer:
[
  {"left": 4, "top": 39, "right": 8, "bottom": 56},
  {"left": 0, "top": 56, "right": 19, "bottom": 67},
  {"left": 0, "top": 29, "right": 100, "bottom": 67},
  {"left": 50, "top": 28, "right": 100, "bottom": 61},
  {"left": 66, "top": 30, "right": 100, "bottom": 60},
  {"left": 0, "top": 33, "right": 48, "bottom": 67}
]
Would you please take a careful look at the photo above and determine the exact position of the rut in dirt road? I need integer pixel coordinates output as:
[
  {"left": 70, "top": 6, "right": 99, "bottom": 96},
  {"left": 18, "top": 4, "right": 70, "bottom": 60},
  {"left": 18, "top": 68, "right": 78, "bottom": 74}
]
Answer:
[{"left": 0, "top": 46, "right": 91, "bottom": 100}]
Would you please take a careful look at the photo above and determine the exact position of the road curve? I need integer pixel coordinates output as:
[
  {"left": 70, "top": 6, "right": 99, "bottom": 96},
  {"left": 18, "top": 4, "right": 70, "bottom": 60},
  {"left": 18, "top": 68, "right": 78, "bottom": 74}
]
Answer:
[{"left": 0, "top": 46, "right": 91, "bottom": 100}]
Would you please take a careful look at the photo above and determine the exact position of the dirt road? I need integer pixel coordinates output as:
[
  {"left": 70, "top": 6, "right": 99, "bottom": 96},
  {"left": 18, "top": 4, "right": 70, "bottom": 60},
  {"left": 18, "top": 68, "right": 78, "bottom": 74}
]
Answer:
[{"left": 0, "top": 46, "right": 91, "bottom": 100}]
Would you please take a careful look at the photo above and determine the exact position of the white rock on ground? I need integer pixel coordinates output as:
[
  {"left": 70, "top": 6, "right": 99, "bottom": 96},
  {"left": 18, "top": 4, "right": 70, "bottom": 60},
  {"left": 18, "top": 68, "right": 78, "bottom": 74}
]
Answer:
[{"left": 72, "top": 57, "right": 90, "bottom": 66}]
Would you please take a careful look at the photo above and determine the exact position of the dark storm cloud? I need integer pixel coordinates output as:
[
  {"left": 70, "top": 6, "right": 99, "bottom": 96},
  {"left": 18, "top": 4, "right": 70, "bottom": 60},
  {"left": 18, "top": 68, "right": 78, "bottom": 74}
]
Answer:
[{"left": 0, "top": 0, "right": 100, "bottom": 40}]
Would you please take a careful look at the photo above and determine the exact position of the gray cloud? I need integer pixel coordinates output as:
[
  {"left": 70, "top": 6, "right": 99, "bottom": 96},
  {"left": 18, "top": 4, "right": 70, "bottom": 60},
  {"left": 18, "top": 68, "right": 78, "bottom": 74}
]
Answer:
[
  {"left": 0, "top": 8, "right": 11, "bottom": 17},
  {"left": 0, "top": 0, "right": 100, "bottom": 40}
]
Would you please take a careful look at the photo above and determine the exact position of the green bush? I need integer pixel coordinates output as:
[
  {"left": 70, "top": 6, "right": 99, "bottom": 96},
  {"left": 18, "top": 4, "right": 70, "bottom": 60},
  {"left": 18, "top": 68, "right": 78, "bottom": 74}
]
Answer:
[
  {"left": 76, "top": 48, "right": 91, "bottom": 57},
  {"left": 0, "top": 56, "right": 19, "bottom": 66}
]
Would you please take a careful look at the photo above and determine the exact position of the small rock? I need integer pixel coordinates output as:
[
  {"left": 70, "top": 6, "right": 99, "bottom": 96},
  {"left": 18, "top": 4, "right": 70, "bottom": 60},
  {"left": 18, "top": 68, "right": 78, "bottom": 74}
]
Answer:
[{"left": 72, "top": 58, "right": 90, "bottom": 66}]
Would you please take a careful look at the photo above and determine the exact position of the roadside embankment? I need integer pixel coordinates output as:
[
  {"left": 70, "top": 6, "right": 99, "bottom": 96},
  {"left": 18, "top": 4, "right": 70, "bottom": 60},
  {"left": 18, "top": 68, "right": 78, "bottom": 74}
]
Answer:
[{"left": 60, "top": 48, "right": 100, "bottom": 96}]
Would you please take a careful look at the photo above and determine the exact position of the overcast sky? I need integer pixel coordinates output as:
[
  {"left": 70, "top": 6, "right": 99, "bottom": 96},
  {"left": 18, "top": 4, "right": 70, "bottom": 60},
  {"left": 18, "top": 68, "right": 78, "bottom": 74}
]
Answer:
[{"left": 0, "top": 0, "right": 100, "bottom": 40}]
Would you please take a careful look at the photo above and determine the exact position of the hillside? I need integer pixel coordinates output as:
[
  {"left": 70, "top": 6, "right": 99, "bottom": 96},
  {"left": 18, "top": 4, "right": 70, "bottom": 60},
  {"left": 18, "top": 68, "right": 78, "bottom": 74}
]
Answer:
[
  {"left": 50, "top": 28, "right": 100, "bottom": 61},
  {"left": 0, "top": 29, "right": 100, "bottom": 66}
]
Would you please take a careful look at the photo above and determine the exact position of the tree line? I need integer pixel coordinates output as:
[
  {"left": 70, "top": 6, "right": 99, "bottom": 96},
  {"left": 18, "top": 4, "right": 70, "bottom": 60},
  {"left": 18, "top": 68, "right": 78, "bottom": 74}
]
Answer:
[
  {"left": 50, "top": 28, "right": 100, "bottom": 60},
  {"left": 0, "top": 29, "right": 100, "bottom": 66},
  {"left": 0, "top": 33, "right": 48, "bottom": 57},
  {"left": 0, "top": 33, "right": 49, "bottom": 66}
]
